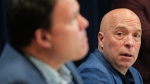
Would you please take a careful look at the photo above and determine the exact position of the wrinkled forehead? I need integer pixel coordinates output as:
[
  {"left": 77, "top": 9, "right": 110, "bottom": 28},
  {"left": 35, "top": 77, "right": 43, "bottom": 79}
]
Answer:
[
  {"left": 113, "top": 12, "right": 140, "bottom": 22},
  {"left": 100, "top": 9, "right": 141, "bottom": 33},
  {"left": 110, "top": 10, "right": 141, "bottom": 29}
]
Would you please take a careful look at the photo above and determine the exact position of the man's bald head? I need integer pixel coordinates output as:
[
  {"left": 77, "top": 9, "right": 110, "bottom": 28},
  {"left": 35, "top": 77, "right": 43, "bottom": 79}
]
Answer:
[{"left": 100, "top": 8, "right": 141, "bottom": 33}]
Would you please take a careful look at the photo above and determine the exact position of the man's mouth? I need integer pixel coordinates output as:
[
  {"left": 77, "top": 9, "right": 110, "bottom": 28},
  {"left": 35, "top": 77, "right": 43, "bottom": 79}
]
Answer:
[{"left": 120, "top": 53, "right": 133, "bottom": 57}]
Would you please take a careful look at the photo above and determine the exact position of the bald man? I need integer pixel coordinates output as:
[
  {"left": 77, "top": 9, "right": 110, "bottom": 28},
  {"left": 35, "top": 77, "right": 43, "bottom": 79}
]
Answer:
[{"left": 78, "top": 8, "right": 143, "bottom": 84}]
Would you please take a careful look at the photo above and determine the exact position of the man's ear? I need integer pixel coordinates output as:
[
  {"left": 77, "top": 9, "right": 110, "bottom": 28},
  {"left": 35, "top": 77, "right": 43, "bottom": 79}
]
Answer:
[
  {"left": 98, "top": 32, "right": 104, "bottom": 49},
  {"left": 35, "top": 28, "right": 52, "bottom": 48}
]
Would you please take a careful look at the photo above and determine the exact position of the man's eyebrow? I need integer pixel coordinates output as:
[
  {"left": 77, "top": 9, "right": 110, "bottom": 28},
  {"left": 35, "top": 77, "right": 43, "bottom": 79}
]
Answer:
[
  {"left": 115, "top": 26, "right": 142, "bottom": 32},
  {"left": 115, "top": 26, "right": 126, "bottom": 30},
  {"left": 136, "top": 29, "right": 142, "bottom": 34}
]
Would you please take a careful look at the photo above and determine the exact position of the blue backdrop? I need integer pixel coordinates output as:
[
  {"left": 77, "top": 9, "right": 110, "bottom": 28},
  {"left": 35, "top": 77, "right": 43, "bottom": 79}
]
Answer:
[{"left": 0, "top": 0, "right": 113, "bottom": 66}]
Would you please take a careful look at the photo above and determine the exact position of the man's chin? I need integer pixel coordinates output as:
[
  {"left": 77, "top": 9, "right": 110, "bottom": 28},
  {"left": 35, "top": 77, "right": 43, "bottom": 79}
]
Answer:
[
  {"left": 119, "top": 63, "right": 132, "bottom": 69},
  {"left": 73, "top": 50, "right": 88, "bottom": 61},
  {"left": 79, "top": 46, "right": 89, "bottom": 60}
]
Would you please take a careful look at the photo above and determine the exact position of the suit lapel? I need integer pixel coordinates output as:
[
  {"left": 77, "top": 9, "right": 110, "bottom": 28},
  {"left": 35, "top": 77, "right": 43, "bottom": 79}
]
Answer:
[
  {"left": 129, "top": 68, "right": 138, "bottom": 84},
  {"left": 65, "top": 62, "right": 84, "bottom": 84},
  {"left": 110, "top": 69, "right": 123, "bottom": 84}
]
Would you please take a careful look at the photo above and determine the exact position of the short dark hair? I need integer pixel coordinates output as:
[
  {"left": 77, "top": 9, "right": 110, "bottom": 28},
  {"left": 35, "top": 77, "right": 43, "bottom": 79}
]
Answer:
[{"left": 7, "top": 0, "right": 56, "bottom": 48}]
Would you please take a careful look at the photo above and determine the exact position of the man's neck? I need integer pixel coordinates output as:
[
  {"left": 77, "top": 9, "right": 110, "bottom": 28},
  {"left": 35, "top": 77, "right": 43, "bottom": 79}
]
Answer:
[{"left": 22, "top": 46, "right": 65, "bottom": 71}]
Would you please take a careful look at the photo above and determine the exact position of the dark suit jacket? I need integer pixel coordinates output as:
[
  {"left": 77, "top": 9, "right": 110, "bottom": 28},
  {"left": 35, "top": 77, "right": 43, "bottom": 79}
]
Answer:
[
  {"left": 112, "top": 0, "right": 150, "bottom": 83},
  {"left": 0, "top": 44, "right": 83, "bottom": 84},
  {"left": 78, "top": 49, "right": 143, "bottom": 84}
]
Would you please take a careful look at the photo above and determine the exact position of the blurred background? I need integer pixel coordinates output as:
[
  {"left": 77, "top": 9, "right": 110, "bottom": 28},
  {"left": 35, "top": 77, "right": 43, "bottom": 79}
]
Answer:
[{"left": 75, "top": 0, "right": 113, "bottom": 66}]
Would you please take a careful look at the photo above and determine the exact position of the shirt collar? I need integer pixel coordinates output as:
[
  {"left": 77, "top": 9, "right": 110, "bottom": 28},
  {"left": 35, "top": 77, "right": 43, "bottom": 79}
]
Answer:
[
  {"left": 117, "top": 70, "right": 134, "bottom": 84},
  {"left": 27, "top": 55, "right": 72, "bottom": 84}
]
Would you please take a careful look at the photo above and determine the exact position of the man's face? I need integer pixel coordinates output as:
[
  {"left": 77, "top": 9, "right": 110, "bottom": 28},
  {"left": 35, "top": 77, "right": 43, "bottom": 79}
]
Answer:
[
  {"left": 49, "top": 0, "right": 89, "bottom": 61},
  {"left": 101, "top": 12, "right": 141, "bottom": 71}
]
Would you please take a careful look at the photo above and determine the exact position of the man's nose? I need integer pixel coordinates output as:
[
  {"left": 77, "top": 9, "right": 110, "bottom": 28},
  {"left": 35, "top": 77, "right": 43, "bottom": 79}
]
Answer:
[
  {"left": 124, "top": 35, "right": 134, "bottom": 48},
  {"left": 78, "top": 14, "right": 89, "bottom": 30}
]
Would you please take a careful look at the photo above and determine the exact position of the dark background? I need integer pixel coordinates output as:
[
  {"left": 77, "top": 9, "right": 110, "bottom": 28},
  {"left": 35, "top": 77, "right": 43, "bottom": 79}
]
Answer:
[
  {"left": 75, "top": 0, "right": 113, "bottom": 66},
  {"left": 0, "top": 0, "right": 113, "bottom": 66}
]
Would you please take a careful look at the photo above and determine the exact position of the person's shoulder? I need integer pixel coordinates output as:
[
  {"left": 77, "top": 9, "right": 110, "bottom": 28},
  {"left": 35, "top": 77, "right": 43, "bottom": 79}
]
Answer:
[
  {"left": 0, "top": 55, "right": 47, "bottom": 84},
  {"left": 77, "top": 50, "right": 111, "bottom": 77},
  {"left": 77, "top": 52, "right": 115, "bottom": 84},
  {"left": 78, "top": 52, "right": 104, "bottom": 69},
  {"left": 0, "top": 44, "right": 33, "bottom": 73},
  {"left": 78, "top": 49, "right": 109, "bottom": 71},
  {"left": 0, "top": 54, "right": 34, "bottom": 82},
  {"left": 0, "top": 44, "right": 45, "bottom": 83}
]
